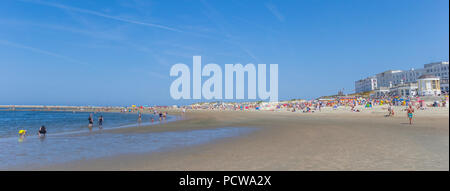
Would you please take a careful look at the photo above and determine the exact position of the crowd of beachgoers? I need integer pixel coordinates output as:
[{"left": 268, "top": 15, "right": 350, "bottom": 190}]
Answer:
[
  {"left": 175, "top": 95, "right": 449, "bottom": 113},
  {"left": 3, "top": 95, "right": 448, "bottom": 118}
]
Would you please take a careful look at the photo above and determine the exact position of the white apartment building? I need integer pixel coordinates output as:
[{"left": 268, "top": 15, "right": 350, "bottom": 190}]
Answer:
[
  {"left": 391, "top": 68, "right": 426, "bottom": 85},
  {"left": 356, "top": 61, "right": 449, "bottom": 94},
  {"left": 424, "top": 61, "right": 449, "bottom": 79},
  {"left": 375, "top": 70, "right": 403, "bottom": 88},
  {"left": 355, "top": 76, "right": 377, "bottom": 93}
]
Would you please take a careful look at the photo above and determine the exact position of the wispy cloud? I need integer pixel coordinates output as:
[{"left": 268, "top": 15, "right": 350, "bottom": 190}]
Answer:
[
  {"left": 200, "top": 0, "right": 262, "bottom": 63},
  {"left": 0, "top": 39, "right": 87, "bottom": 66},
  {"left": 0, "top": 18, "right": 123, "bottom": 41},
  {"left": 265, "top": 3, "right": 285, "bottom": 22},
  {"left": 18, "top": 0, "right": 182, "bottom": 32}
]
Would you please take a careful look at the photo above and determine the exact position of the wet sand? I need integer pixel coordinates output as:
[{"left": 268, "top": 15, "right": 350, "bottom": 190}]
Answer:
[{"left": 38, "top": 107, "right": 449, "bottom": 171}]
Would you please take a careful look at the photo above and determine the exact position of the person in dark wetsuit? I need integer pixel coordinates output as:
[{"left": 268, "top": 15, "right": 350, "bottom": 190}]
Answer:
[
  {"left": 38, "top": 125, "right": 47, "bottom": 136},
  {"left": 98, "top": 115, "right": 104, "bottom": 129}
]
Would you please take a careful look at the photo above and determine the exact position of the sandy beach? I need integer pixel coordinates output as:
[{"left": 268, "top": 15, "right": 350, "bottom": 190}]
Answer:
[{"left": 36, "top": 106, "right": 449, "bottom": 171}]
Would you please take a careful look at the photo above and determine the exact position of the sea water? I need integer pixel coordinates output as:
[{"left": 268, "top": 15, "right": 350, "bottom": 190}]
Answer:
[
  {"left": 0, "top": 111, "right": 254, "bottom": 169},
  {"left": 0, "top": 110, "right": 163, "bottom": 138}
]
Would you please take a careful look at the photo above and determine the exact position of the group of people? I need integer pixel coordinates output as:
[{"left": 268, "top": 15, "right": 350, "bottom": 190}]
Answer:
[
  {"left": 18, "top": 111, "right": 171, "bottom": 141},
  {"left": 88, "top": 114, "right": 104, "bottom": 129},
  {"left": 386, "top": 104, "right": 415, "bottom": 125},
  {"left": 151, "top": 110, "right": 168, "bottom": 122},
  {"left": 89, "top": 111, "right": 168, "bottom": 128},
  {"left": 18, "top": 125, "right": 47, "bottom": 141}
]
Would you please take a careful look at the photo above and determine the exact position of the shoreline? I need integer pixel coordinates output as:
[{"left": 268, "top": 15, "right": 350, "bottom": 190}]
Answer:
[
  {"left": 34, "top": 108, "right": 449, "bottom": 171},
  {"left": 0, "top": 109, "right": 181, "bottom": 139}
]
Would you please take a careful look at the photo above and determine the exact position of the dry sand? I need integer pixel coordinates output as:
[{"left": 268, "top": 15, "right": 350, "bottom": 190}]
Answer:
[{"left": 39, "top": 107, "right": 449, "bottom": 171}]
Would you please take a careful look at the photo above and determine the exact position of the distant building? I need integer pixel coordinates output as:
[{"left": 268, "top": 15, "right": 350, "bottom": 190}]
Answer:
[
  {"left": 375, "top": 70, "right": 403, "bottom": 88},
  {"left": 389, "top": 83, "right": 418, "bottom": 97},
  {"left": 355, "top": 76, "right": 377, "bottom": 93},
  {"left": 356, "top": 61, "right": 449, "bottom": 95},
  {"left": 417, "top": 75, "right": 441, "bottom": 96},
  {"left": 424, "top": 61, "right": 449, "bottom": 93},
  {"left": 424, "top": 62, "right": 449, "bottom": 78},
  {"left": 373, "top": 87, "right": 390, "bottom": 98},
  {"left": 441, "top": 78, "right": 449, "bottom": 93},
  {"left": 391, "top": 68, "right": 426, "bottom": 85}
]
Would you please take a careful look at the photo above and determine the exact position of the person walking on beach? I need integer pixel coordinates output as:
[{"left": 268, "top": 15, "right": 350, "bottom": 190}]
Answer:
[
  {"left": 407, "top": 105, "right": 414, "bottom": 125},
  {"left": 88, "top": 114, "right": 94, "bottom": 128},
  {"left": 38, "top": 125, "right": 47, "bottom": 136},
  {"left": 387, "top": 105, "right": 391, "bottom": 117},
  {"left": 98, "top": 115, "right": 104, "bottom": 129},
  {"left": 387, "top": 104, "right": 394, "bottom": 117}
]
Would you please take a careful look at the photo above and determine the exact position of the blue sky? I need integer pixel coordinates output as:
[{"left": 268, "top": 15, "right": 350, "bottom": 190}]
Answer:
[{"left": 0, "top": 0, "right": 448, "bottom": 106}]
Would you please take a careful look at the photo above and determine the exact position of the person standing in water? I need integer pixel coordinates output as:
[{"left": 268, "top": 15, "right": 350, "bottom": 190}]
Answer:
[
  {"left": 38, "top": 125, "right": 47, "bottom": 136},
  {"left": 18, "top": 130, "right": 27, "bottom": 142},
  {"left": 98, "top": 115, "right": 104, "bottom": 129},
  {"left": 88, "top": 114, "right": 94, "bottom": 128},
  {"left": 407, "top": 105, "right": 414, "bottom": 125},
  {"left": 138, "top": 113, "right": 142, "bottom": 123}
]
